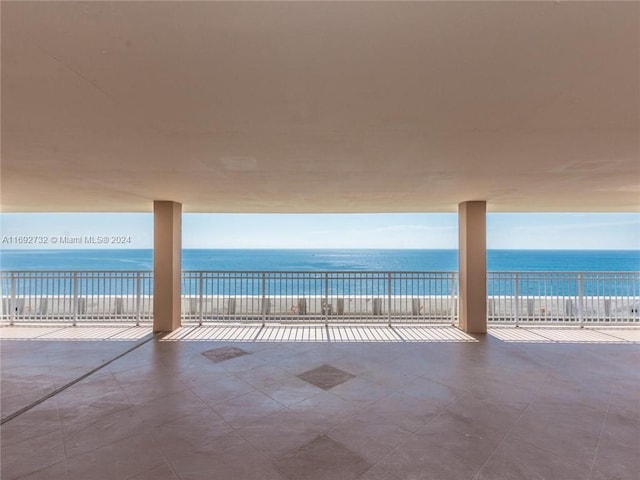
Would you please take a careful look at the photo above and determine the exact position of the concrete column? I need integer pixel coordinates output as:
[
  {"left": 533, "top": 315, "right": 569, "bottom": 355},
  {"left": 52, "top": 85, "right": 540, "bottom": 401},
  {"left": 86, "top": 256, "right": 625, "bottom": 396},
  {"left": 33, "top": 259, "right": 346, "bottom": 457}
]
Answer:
[
  {"left": 458, "top": 201, "right": 487, "bottom": 334},
  {"left": 153, "top": 201, "right": 182, "bottom": 332}
]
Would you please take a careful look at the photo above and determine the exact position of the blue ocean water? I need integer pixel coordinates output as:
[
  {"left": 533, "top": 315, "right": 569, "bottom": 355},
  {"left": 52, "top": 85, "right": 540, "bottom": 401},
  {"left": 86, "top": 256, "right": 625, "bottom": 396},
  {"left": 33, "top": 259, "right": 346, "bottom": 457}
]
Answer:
[{"left": 0, "top": 249, "right": 638, "bottom": 272}]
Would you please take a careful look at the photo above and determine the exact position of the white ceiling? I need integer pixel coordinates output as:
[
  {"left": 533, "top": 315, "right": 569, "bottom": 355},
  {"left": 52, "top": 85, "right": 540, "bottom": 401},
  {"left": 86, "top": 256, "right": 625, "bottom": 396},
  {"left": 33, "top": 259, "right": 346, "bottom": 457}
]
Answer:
[{"left": 1, "top": 1, "right": 639, "bottom": 213}]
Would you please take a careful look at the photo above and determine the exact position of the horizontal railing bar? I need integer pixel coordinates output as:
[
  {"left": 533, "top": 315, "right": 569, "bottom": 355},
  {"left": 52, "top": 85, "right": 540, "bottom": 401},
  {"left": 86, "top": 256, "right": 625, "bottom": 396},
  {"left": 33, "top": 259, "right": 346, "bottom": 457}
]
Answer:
[
  {"left": 0, "top": 271, "right": 153, "bottom": 274},
  {"left": 6, "top": 271, "right": 637, "bottom": 276},
  {"left": 182, "top": 270, "right": 458, "bottom": 274},
  {"left": 0, "top": 269, "right": 640, "bottom": 275}
]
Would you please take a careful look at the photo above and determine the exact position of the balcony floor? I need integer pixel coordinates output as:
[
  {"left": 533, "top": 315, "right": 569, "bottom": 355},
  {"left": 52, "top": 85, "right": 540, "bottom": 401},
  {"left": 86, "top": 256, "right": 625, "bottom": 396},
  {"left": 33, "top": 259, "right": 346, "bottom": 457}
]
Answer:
[{"left": 1, "top": 325, "right": 638, "bottom": 480}]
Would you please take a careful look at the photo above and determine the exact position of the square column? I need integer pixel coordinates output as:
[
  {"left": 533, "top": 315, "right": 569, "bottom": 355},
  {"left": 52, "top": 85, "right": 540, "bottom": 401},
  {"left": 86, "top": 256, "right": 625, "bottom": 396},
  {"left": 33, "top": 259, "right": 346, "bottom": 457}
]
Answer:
[
  {"left": 153, "top": 201, "right": 182, "bottom": 332},
  {"left": 458, "top": 201, "right": 487, "bottom": 334}
]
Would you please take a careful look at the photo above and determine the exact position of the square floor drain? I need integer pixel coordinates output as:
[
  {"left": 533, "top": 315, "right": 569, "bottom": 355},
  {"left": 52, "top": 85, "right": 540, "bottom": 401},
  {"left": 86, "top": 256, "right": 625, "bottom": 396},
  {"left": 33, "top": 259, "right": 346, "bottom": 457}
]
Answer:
[
  {"left": 297, "top": 364, "right": 355, "bottom": 390},
  {"left": 202, "top": 346, "right": 248, "bottom": 363},
  {"left": 274, "top": 435, "right": 370, "bottom": 480}
]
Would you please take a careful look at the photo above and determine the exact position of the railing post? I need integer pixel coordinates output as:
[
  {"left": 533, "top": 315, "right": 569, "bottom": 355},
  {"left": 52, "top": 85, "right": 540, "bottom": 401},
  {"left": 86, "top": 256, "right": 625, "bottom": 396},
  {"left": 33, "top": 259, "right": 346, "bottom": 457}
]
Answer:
[
  {"left": 0, "top": 275, "right": 4, "bottom": 322},
  {"left": 387, "top": 273, "right": 392, "bottom": 327},
  {"left": 261, "top": 273, "right": 266, "bottom": 327},
  {"left": 198, "top": 272, "right": 204, "bottom": 327},
  {"left": 10, "top": 272, "right": 16, "bottom": 326},
  {"left": 135, "top": 272, "right": 142, "bottom": 327},
  {"left": 513, "top": 273, "right": 519, "bottom": 327},
  {"left": 73, "top": 272, "right": 78, "bottom": 327},
  {"left": 578, "top": 273, "right": 584, "bottom": 328},
  {"left": 450, "top": 273, "right": 456, "bottom": 326},
  {"left": 324, "top": 273, "right": 329, "bottom": 327}
]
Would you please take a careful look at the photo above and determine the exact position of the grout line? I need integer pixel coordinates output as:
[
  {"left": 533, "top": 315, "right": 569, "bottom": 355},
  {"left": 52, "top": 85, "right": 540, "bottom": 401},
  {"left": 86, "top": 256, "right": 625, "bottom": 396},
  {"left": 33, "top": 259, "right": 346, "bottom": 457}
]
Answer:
[
  {"left": 55, "top": 367, "right": 72, "bottom": 474},
  {"left": 0, "top": 332, "right": 161, "bottom": 425},
  {"left": 586, "top": 384, "right": 614, "bottom": 480}
]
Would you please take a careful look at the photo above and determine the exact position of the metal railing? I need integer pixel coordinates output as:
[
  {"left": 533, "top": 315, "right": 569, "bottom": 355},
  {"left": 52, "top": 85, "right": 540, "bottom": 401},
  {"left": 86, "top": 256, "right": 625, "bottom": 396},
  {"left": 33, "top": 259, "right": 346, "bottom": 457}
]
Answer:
[
  {"left": 487, "top": 272, "right": 640, "bottom": 325},
  {"left": 1, "top": 270, "right": 638, "bottom": 326},
  {"left": 181, "top": 271, "right": 458, "bottom": 325},
  {"left": 0, "top": 271, "right": 153, "bottom": 325}
]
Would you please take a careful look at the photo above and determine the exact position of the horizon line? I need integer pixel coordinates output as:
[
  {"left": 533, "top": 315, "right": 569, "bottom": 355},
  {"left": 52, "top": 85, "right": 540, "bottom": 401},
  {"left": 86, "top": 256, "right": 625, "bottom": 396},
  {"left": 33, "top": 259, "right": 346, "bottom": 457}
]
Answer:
[{"left": 1, "top": 247, "right": 639, "bottom": 252}]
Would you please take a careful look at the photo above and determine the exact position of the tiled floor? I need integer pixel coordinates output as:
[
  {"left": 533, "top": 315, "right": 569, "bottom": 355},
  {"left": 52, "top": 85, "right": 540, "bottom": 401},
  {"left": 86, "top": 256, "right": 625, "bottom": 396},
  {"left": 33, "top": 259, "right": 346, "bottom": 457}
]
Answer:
[{"left": 1, "top": 325, "right": 638, "bottom": 480}]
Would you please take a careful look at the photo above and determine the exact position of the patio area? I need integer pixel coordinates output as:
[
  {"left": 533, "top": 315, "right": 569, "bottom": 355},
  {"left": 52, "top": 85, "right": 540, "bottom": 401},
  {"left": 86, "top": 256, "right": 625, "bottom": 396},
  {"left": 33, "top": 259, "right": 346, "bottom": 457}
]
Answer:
[
  {"left": 1, "top": 325, "right": 638, "bottom": 480},
  {"left": 3, "top": 2, "right": 639, "bottom": 477}
]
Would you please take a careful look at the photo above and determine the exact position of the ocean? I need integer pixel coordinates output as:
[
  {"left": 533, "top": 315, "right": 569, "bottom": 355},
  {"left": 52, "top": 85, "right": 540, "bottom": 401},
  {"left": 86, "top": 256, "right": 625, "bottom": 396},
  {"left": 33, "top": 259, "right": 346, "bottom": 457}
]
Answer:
[{"left": 0, "top": 249, "right": 638, "bottom": 272}]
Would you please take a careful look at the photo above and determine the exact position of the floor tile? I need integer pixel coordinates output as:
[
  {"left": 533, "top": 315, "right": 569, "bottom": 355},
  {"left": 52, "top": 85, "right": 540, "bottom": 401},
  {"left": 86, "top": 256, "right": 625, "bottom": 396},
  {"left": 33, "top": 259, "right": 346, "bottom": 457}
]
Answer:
[
  {"left": 288, "top": 390, "right": 363, "bottom": 431},
  {"left": 56, "top": 389, "right": 133, "bottom": 426},
  {"left": 237, "top": 363, "right": 294, "bottom": 389},
  {"left": 211, "top": 390, "right": 284, "bottom": 426},
  {"left": 608, "top": 381, "right": 640, "bottom": 421},
  {"left": 329, "top": 376, "right": 393, "bottom": 406},
  {"left": 1, "top": 389, "right": 54, "bottom": 419},
  {"left": 360, "top": 369, "right": 419, "bottom": 390},
  {"left": 259, "top": 376, "right": 321, "bottom": 406},
  {"left": 591, "top": 436, "right": 640, "bottom": 480},
  {"left": 442, "top": 396, "right": 527, "bottom": 434},
  {"left": 510, "top": 403, "right": 604, "bottom": 467},
  {"left": 273, "top": 435, "right": 371, "bottom": 480},
  {"left": 132, "top": 389, "right": 210, "bottom": 427},
  {"left": 66, "top": 432, "right": 163, "bottom": 480},
  {"left": 238, "top": 409, "right": 321, "bottom": 458},
  {"left": 128, "top": 462, "right": 179, "bottom": 480},
  {"left": 0, "top": 429, "right": 66, "bottom": 480},
  {"left": 151, "top": 411, "right": 233, "bottom": 455},
  {"left": 399, "top": 376, "right": 466, "bottom": 406},
  {"left": 379, "top": 433, "right": 480, "bottom": 480},
  {"left": 219, "top": 352, "right": 269, "bottom": 373},
  {"left": 269, "top": 352, "right": 324, "bottom": 374},
  {"left": 416, "top": 410, "right": 504, "bottom": 464},
  {"left": 327, "top": 412, "right": 413, "bottom": 463},
  {"left": 7, "top": 460, "right": 69, "bottom": 480},
  {"left": 600, "top": 411, "right": 640, "bottom": 447},
  {"left": 54, "top": 370, "right": 123, "bottom": 403},
  {"left": 0, "top": 401, "right": 61, "bottom": 447},
  {"left": 165, "top": 431, "right": 284, "bottom": 480},
  {"left": 62, "top": 407, "right": 143, "bottom": 458},
  {"left": 532, "top": 375, "right": 611, "bottom": 412},
  {"left": 589, "top": 467, "right": 621, "bottom": 480},
  {"left": 252, "top": 344, "right": 301, "bottom": 363},
  {"left": 475, "top": 433, "right": 591, "bottom": 480},
  {"left": 118, "top": 376, "right": 188, "bottom": 406},
  {"left": 297, "top": 364, "right": 356, "bottom": 390},
  {"left": 188, "top": 374, "right": 256, "bottom": 406},
  {"left": 201, "top": 346, "right": 248, "bottom": 363},
  {"left": 358, "top": 466, "right": 400, "bottom": 480}
]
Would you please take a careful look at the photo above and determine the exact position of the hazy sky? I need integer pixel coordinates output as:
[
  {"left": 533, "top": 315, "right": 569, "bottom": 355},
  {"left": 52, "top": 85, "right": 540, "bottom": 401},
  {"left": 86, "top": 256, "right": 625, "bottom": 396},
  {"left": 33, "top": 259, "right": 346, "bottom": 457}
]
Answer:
[{"left": 1, "top": 212, "right": 638, "bottom": 250}]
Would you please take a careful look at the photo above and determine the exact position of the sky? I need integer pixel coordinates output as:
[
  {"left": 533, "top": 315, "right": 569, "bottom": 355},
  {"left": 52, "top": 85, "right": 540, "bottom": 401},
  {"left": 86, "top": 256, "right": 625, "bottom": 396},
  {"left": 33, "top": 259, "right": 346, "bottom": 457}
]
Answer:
[{"left": 0, "top": 212, "right": 638, "bottom": 250}]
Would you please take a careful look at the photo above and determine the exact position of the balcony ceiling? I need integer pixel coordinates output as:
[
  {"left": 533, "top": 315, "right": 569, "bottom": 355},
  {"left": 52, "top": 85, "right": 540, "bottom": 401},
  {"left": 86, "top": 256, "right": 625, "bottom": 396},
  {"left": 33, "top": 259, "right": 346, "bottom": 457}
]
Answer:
[{"left": 1, "top": 1, "right": 638, "bottom": 213}]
